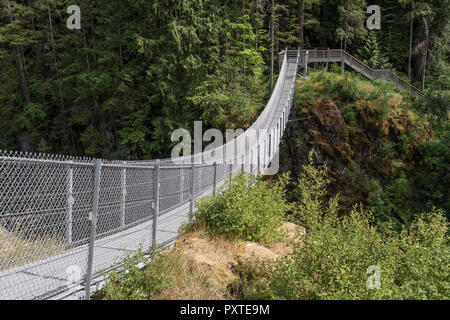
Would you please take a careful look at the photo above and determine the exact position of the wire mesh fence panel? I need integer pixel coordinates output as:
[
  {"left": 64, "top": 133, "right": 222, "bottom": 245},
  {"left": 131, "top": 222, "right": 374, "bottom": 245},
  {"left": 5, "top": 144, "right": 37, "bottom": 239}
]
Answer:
[
  {"left": 196, "top": 165, "right": 214, "bottom": 196},
  {"left": 0, "top": 153, "right": 95, "bottom": 299},
  {"left": 159, "top": 167, "right": 184, "bottom": 214},
  {"left": 70, "top": 164, "right": 96, "bottom": 246},
  {"left": 182, "top": 167, "right": 191, "bottom": 203},
  {"left": 96, "top": 166, "right": 123, "bottom": 239},
  {"left": 124, "top": 167, "right": 154, "bottom": 227},
  {"left": 90, "top": 164, "right": 154, "bottom": 282}
]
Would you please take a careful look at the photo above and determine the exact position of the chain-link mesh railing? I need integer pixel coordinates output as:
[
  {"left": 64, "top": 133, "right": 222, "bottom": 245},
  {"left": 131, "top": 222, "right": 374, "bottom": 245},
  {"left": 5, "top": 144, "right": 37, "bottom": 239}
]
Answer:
[{"left": 0, "top": 49, "right": 300, "bottom": 300}]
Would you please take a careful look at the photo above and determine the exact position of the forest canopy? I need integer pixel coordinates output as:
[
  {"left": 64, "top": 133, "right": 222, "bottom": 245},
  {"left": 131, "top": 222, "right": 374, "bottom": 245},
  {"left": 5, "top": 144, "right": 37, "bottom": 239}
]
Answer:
[{"left": 1, "top": 0, "right": 448, "bottom": 160}]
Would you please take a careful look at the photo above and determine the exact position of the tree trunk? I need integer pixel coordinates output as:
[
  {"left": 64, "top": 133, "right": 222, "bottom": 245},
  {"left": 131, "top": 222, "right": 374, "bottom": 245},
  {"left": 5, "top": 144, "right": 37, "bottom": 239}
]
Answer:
[
  {"left": 298, "top": 0, "right": 305, "bottom": 49},
  {"left": 255, "top": 0, "right": 259, "bottom": 51},
  {"left": 344, "top": 24, "right": 348, "bottom": 52},
  {"left": 422, "top": 38, "right": 428, "bottom": 91},
  {"left": 118, "top": 27, "right": 123, "bottom": 67},
  {"left": 408, "top": 2, "right": 414, "bottom": 82},
  {"left": 344, "top": 0, "right": 348, "bottom": 52},
  {"left": 6, "top": 0, "right": 31, "bottom": 105},
  {"left": 46, "top": 0, "right": 65, "bottom": 112},
  {"left": 47, "top": 0, "right": 76, "bottom": 153}
]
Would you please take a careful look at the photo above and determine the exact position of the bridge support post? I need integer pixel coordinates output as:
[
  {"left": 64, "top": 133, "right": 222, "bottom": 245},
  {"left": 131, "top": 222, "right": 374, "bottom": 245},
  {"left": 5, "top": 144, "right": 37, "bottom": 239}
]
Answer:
[
  {"left": 189, "top": 163, "right": 195, "bottom": 218},
  {"left": 120, "top": 161, "right": 126, "bottom": 228},
  {"left": 263, "top": 139, "right": 267, "bottom": 170},
  {"left": 250, "top": 149, "right": 253, "bottom": 175},
  {"left": 212, "top": 162, "right": 217, "bottom": 196},
  {"left": 277, "top": 122, "right": 280, "bottom": 150},
  {"left": 152, "top": 161, "right": 160, "bottom": 250},
  {"left": 66, "top": 161, "right": 74, "bottom": 247},
  {"left": 341, "top": 59, "right": 345, "bottom": 74},
  {"left": 85, "top": 159, "right": 102, "bottom": 300},
  {"left": 257, "top": 145, "right": 260, "bottom": 174},
  {"left": 305, "top": 50, "right": 309, "bottom": 76}
]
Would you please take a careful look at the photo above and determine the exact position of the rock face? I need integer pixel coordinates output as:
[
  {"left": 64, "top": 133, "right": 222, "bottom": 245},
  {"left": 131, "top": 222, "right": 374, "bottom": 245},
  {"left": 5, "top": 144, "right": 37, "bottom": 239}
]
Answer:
[
  {"left": 281, "top": 98, "right": 348, "bottom": 176},
  {"left": 171, "top": 222, "right": 301, "bottom": 295},
  {"left": 279, "top": 76, "right": 430, "bottom": 210}
]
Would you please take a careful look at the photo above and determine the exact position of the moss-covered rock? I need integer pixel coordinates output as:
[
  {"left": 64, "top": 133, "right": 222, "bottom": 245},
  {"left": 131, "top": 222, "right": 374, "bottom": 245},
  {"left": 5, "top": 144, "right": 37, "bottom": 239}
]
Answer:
[{"left": 280, "top": 70, "right": 437, "bottom": 223}]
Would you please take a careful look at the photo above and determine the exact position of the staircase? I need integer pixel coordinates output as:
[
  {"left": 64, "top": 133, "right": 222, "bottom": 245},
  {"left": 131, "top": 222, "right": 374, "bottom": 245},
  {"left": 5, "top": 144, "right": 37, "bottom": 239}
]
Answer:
[{"left": 280, "top": 49, "right": 426, "bottom": 103}]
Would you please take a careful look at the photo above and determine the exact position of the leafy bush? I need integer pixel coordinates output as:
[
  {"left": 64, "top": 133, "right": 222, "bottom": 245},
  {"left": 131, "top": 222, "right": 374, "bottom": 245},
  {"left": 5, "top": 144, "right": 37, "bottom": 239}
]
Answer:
[
  {"left": 388, "top": 211, "right": 450, "bottom": 299},
  {"left": 294, "top": 81, "right": 316, "bottom": 108},
  {"left": 332, "top": 74, "right": 367, "bottom": 102},
  {"left": 101, "top": 248, "right": 173, "bottom": 300},
  {"left": 377, "top": 141, "right": 398, "bottom": 160},
  {"left": 412, "top": 124, "right": 450, "bottom": 218},
  {"left": 242, "top": 157, "right": 450, "bottom": 300},
  {"left": 189, "top": 172, "right": 292, "bottom": 244},
  {"left": 367, "top": 173, "right": 413, "bottom": 230}
]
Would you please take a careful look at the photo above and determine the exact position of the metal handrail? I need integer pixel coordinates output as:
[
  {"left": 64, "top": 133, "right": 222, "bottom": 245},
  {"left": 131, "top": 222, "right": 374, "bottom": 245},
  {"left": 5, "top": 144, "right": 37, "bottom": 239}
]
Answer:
[{"left": 296, "top": 49, "right": 426, "bottom": 102}]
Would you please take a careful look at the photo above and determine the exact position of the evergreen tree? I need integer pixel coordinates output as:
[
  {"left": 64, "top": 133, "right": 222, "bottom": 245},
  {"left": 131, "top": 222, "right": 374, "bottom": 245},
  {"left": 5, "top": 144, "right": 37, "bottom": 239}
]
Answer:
[
  {"left": 336, "top": 0, "right": 368, "bottom": 52},
  {"left": 357, "top": 31, "right": 393, "bottom": 69}
]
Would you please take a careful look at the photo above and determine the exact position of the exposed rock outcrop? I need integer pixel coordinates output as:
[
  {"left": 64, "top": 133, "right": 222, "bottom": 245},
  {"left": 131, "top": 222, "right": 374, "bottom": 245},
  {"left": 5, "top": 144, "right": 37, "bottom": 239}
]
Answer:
[{"left": 171, "top": 222, "right": 302, "bottom": 295}]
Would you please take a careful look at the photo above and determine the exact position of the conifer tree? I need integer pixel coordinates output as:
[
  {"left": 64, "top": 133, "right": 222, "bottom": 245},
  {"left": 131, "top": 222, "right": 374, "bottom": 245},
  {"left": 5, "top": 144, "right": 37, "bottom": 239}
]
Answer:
[
  {"left": 357, "top": 31, "right": 392, "bottom": 69},
  {"left": 336, "top": 0, "right": 367, "bottom": 52}
]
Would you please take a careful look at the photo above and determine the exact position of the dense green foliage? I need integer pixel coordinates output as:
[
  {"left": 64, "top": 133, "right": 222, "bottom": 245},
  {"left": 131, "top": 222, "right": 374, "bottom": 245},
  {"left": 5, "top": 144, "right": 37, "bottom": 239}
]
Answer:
[
  {"left": 242, "top": 157, "right": 449, "bottom": 300},
  {"left": 102, "top": 248, "right": 174, "bottom": 300},
  {"left": 103, "top": 157, "right": 449, "bottom": 300},
  {"left": 0, "top": 0, "right": 269, "bottom": 158},
  {"left": 1, "top": 0, "right": 448, "bottom": 159},
  {"left": 188, "top": 172, "right": 291, "bottom": 244},
  {"left": 357, "top": 31, "right": 392, "bottom": 69},
  {"left": 286, "top": 70, "right": 448, "bottom": 230}
]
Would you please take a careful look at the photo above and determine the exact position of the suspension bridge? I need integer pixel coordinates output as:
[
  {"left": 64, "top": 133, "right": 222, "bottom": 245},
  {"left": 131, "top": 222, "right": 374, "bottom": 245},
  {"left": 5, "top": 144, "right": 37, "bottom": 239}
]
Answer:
[{"left": 0, "top": 49, "right": 425, "bottom": 300}]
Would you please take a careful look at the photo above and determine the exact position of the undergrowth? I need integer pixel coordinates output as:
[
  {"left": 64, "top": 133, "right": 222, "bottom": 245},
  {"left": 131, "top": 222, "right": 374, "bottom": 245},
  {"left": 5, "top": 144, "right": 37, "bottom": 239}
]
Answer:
[{"left": 185, "top": 172, "right": 292, "bottom": 244}]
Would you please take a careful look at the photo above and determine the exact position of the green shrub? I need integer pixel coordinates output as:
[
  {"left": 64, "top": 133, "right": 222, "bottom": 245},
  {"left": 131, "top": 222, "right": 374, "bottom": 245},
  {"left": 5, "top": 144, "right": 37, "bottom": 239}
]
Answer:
[
  {"left": 332, "top": 75, "right": 367, "bottom": 102},
  {"left": 377, "top": 141, "right": 398, "bottom": 160},
  {"left": 101, "top": 248, "right": 174, "bottom": 300},
  {"left": 242, "top": 157, "right": 449, "bottom": 300},
  {"left": 367, "top": 173, "right": 413, "bottom": 230},
  {"left": 190, "top": 172, "right": 292, "bottom": 244},
  {"left": 289, "top": 151, "right": 336, "bottom": 229},
  {"left": 329, "top": 63, "right": 342, "bottom": 74},
  {"left": 342, "top": 104, "right": 357, "bottom": 123},
  {"left": 295, "top": 81, "right": 316, "bottom": 108},
  {"left": 389, "top": 211, "right": 450, "bottom": 299}
]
